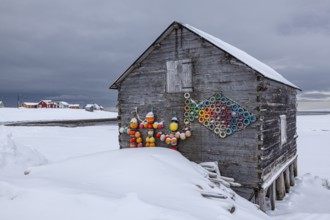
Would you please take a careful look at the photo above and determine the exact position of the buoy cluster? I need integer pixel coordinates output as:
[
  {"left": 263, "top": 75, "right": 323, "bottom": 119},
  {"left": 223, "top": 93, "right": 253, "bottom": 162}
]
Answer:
[
  {"left": 119, "top": 111, "right": 191, "bottom": 150},
  {"left": 120, "top": 112, "right": 165, "bottom": 148},
  {"left": 119, "top": 117, "right": 143, "bottom": 148},
  {"left": 184, "top": 93, "right": 256, "bottom": 138},
  {"left": 156, "top": 117, "right": 191, "bottom": 150}
]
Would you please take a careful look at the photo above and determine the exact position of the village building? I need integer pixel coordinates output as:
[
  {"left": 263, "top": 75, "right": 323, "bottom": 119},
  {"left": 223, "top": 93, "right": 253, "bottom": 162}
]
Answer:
[
  {"left": 20, "top": 102, "right": 38, "bottom": 108},
  {"left": 57, "top": 101, "right": 70, "bottom": 108},
  {"left": 69, "top": 104, "right": 80, "bottom": 109},
  {"left": 84, "top": 104, "right": 103, "bottom": 111},
  {"left": 38, "top": 100, "right": 57, "bottom": 108},
  {"left": 0, "top": 101, "right": 4, "bottom": 108},
  {"left": 110, "top": 21, "right": 300, "bottom": 211}
]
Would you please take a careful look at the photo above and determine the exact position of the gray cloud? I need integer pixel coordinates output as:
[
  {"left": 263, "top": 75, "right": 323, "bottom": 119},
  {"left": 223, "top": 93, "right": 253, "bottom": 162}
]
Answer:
[{"left": 1, "top": 0, "right": 330, "bottom": 109}]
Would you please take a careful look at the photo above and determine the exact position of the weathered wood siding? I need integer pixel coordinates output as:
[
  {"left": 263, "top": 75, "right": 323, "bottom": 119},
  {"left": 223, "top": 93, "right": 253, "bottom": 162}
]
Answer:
[
  {"left": 117, "top": 26, "right": 261, "bottom": 199},
  {"left": 117, "top": 26, "right": 297, "bottom": 200},
  {"left": 257, "top": 77, "right": 298, "bottom": 184}
]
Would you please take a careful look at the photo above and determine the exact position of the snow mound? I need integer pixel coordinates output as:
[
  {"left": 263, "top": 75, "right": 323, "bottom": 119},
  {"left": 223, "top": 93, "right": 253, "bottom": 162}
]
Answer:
[
  {"left": 0, "top": 126, "right": 48, "bottom": 175},
  {"left": 269, "top": 173, "right": 330, "bottom": 219},
  {"left": 2, "top": 148, "right": 268, "bottom": 220}
]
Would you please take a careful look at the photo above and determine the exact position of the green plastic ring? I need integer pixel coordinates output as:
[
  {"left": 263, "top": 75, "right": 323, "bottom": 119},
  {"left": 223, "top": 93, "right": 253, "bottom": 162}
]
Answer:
[{"left": 219, "top": 131, "right": 227, "bottom": 138}]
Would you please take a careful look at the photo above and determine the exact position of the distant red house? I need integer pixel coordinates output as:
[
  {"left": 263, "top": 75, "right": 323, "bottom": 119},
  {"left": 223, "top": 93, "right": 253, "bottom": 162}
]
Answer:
[{"left": 38, "top": 100, "right": 57, "bottom": 108}]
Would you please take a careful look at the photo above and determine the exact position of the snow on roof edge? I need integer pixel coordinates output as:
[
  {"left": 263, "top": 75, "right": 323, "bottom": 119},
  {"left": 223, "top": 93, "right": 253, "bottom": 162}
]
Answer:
[{"left": 181, "top": 23, "right": 300, "bottom": 90}]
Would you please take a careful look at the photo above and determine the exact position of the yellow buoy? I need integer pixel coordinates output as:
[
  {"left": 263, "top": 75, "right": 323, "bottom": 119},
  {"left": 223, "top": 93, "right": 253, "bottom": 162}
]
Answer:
[
  {"left": 170, "top": 122, "right": 178, "bottom": 132},
  {"left": 149, "top": 137, "right": 155, "bottom": 143},
  {"left": 169, "top": 117, "right": 179, "bottom": 132}
]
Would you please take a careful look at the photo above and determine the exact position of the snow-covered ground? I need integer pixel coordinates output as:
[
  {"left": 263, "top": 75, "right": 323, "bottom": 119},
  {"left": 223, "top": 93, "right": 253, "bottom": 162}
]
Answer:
[
  {"left": 268, "top": 114, "right": 330, "bottom": 220},
  {"left": 0, "top": 110, "right": 330, "bottom": 220},
  {"left": 0, "top": 108, "right": 117, "bottom": 123}
]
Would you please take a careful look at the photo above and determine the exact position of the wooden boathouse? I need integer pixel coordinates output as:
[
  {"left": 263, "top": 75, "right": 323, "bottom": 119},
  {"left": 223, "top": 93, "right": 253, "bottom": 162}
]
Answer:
[{"left": 110, "top": 21, "right": 300, "bottom": 211}]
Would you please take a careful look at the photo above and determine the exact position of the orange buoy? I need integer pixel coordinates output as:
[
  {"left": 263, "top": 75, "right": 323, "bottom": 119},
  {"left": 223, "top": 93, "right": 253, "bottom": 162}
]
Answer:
[
  {"left": 136, "top": 137, "right": 142, "bottom": 144},
  {"left": 165, "top": 137, "right": 172, "bottom": 144},
  {"left": 146, "top": 112, "right": 155, "bottom": 124},
  {"left": 129, "top": 117, "right": 139, "bottom": 129},
  {"left": 135, "top": 131, "right": 141, "bottom": 138}
]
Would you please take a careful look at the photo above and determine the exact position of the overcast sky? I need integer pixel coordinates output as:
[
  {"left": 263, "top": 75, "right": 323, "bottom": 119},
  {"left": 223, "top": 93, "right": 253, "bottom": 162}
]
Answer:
[{"left": 1, "top": 0, "right": 330, "bottom": 109}]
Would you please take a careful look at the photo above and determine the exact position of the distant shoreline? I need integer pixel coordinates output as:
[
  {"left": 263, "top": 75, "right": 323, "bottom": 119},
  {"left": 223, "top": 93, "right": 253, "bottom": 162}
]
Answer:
[
  {"left": 297, "top": 111, "right": 330, "bottom": 116},
  {"left": 4, "top": 118, "right": 117, "bottom": 127}
]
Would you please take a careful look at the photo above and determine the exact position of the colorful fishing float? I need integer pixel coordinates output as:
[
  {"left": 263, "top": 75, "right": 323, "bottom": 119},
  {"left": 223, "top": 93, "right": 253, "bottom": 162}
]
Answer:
[
  {"left": 158, "top": 116, "right": 192, "bottom": 150},
  {"left": 183, "top": 92, "right": 256, "bottom": 138},
  {"left": 119, "top": 117, "right": 141, "bottom": 148}
]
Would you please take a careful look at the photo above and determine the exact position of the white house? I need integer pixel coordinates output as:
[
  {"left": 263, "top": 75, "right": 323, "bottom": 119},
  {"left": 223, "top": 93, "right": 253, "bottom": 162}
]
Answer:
[{"left": 58, "top": 101, "right": 70, "bottom": 108}]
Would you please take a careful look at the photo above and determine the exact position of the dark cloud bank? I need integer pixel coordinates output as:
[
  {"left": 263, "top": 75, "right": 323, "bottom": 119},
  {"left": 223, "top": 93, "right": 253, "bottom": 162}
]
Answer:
[{"left": 1, "top": 0, "right": 330, "bottom": 109}]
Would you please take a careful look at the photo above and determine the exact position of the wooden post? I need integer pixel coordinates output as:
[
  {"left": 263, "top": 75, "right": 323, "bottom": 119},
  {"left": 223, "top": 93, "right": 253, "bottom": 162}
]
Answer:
[
  {"left": 269, "top": 182, "right": 276, "bottom": 210},
  {"left": 284, "top": 168, "right": 290, "bottom": 193},
  {"left": 256, "top": 189, "right": 266, "bottom": 212},
  {"left": 276, "top": 172, "right": 286, "bottom": 200},
  {"left": 294, "top": 158, "right": 298, "bottom": 177},
  {"left": 289, "top": 163, "right": 295, "bottom": 186}
]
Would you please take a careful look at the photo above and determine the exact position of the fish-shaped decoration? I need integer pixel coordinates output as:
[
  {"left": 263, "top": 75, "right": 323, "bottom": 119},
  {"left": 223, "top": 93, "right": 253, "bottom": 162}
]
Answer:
[{"left": 183, "top": 93, "right": 256, "bottom": 138}]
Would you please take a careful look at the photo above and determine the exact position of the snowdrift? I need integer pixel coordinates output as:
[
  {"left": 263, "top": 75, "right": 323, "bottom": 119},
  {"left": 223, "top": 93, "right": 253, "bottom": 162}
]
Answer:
[
  {"left": 1, "top": 112, "right": 330, "bottom": 220},
  {"left": 0, "top": 126, "right": 47, "bottom": 175},
  {"left": 0, "top": 147, "right": 268, "bottom": 220}
]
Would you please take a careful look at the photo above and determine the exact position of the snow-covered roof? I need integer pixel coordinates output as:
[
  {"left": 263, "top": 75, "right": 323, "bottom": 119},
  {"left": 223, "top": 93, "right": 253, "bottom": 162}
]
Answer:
[
  {"left": 22, "top": 102, "right": 38, "bottom": 105},
  {"left": 181, "top": 23, "right": 299, "bottom": 90},
  {"left": 40, "top": 100, "right": 53, "bottom": 103},
  {"left": 110, "top": 21, "right": 300, "bottom": 90},
  {"left": 59, "top": 101, "right": 69, "bottom": 105}
]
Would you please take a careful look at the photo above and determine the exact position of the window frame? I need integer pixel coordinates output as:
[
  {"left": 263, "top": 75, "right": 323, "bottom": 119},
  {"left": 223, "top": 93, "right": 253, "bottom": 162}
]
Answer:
[
  {"left": 166, "top": 59, "right": 193, "bottom": 93},
  {"left": 280, "top": 114, "right": 287, "bottom": 146}
]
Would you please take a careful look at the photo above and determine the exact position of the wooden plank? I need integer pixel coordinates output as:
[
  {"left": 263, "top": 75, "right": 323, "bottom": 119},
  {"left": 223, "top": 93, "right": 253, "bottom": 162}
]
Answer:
[
  {"left": 261, "top": 148, "right": 297, "bottom": 179},
  {"left": 294, "top": 158, "right": 298, "bottom": 177},
  {"left": 201, "top": 191, "right": 228, "bottom": 199},
  {"left": 269, "top": 182, "right": 276, "bottom": 210},
  {"left": 256, "top": 189, "right": 266, "bottom": 212},
  {"left": 289, "top": 163, "right": 295, "bottom": 186},
  {"left": 276, "top": 172, "right": 285, "bottom": 200},
  {"left": 284, "top": 168, "right": 290, "bottom": 193}
]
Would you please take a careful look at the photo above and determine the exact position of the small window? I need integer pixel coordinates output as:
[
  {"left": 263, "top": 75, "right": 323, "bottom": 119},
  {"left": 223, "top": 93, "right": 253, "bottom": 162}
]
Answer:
[
  {"left": 166, "top": 59, "right": 192, "bottom": 93},
  {"left": 280, "top": 115, "right": 287, "bottom": 146}
]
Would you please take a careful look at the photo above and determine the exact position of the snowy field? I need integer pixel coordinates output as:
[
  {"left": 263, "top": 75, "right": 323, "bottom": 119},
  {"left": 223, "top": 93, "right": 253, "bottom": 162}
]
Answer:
[
  {"left": 0, "top": 108, "right": 117, "bottom": 123},
  {"left": 0, "top": 110, "right": 330, "bottom": 220}
]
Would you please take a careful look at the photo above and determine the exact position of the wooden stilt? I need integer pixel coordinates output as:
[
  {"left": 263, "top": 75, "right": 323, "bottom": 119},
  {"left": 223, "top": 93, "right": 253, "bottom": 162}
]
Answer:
[
  {"left": 294, "top": 158, "right": 298, "bottom": 177},
  {"left": 256, "top": 189, "right": 266, "bottom": 212},
  {"left": 266, "top": 186, "right": 270, "bottom": 198},
  {"left": 284, "top": 168, "right": 290, "bottom": 193},
  {"left": 269, "top": 182, "right": 276, "bottom": 210},
  {"left": 289, "top": 163, "right": 295, "bottom": 186},
  {"left": 276, "top": 172, "right": 286, "bottom": 200}
]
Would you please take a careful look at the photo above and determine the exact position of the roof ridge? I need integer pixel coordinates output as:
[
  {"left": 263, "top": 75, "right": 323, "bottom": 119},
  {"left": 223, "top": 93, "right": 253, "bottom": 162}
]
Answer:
[
  {"left": 178, "top": 22, "right": 300, "bottom": 90},
  {"left": 110, "top": 21, "right": 300, "bottom": 90}
]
